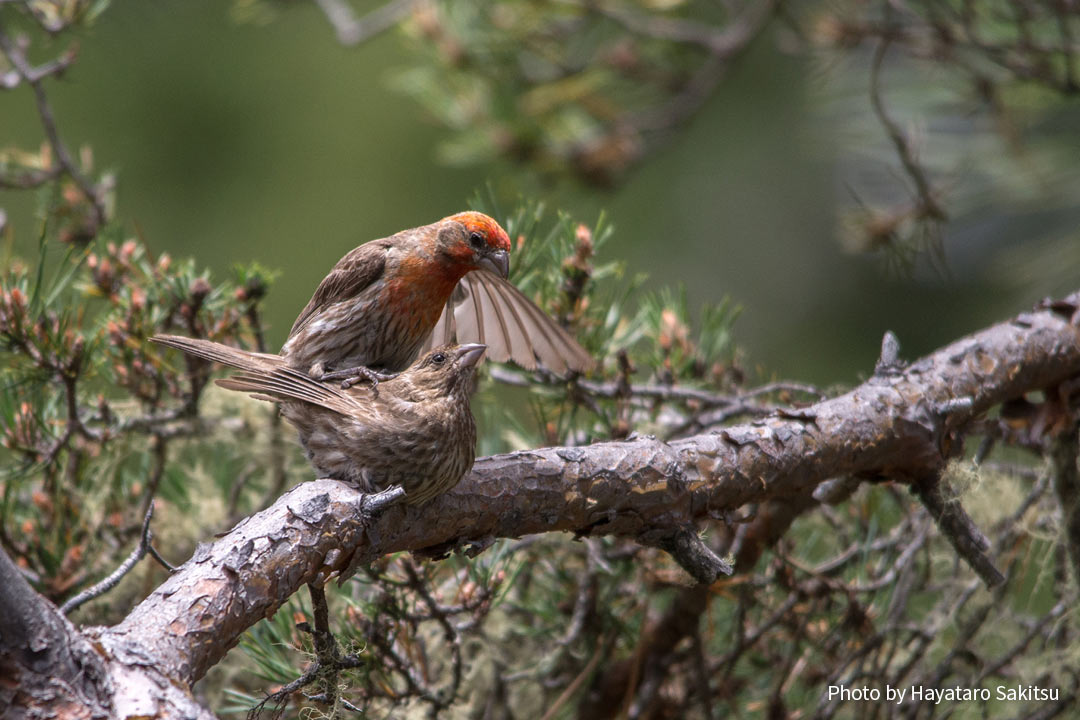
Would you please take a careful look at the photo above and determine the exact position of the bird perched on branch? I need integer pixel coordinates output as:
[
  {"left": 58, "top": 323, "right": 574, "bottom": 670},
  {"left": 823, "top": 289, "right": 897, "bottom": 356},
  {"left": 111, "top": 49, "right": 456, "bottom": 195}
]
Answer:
[
  {"left": 281, "top": 211, "right": 592, "bottom": 387},
  {"left": 152, "top": 334, "right": 484, "bottom": 505}
]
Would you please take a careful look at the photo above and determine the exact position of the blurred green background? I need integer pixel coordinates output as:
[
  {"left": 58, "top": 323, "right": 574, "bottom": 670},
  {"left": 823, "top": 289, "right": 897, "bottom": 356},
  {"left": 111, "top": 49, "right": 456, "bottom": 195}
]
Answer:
[{"left": 3, "top": 0, "right": 1074, "bottom": 383}]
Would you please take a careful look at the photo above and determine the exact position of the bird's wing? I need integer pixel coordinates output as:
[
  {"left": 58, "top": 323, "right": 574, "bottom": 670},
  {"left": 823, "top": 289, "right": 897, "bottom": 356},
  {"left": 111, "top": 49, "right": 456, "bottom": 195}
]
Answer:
[
  {"left": 420, "top": 270, "right": 594, "bottom": 374},
  {"left": 216, "top": 366, "right": 366, "bottom": 417},
  {"left": 288, "top": 240, "right": 390, "bottom": 339}
]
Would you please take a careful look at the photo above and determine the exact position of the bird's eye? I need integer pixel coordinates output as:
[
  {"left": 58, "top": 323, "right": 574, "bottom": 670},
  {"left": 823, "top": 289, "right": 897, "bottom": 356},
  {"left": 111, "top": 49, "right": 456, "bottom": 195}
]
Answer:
[
  {"left": 431, "top": 352, "right": 447, "bottom": 365},
  {"left": 469, "top": 231, "right": 485, "bottom": 249}
]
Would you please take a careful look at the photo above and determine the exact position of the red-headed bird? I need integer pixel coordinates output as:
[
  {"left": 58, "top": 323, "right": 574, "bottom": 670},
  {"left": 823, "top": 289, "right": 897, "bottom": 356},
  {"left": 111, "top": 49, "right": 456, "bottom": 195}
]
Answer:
[{"left": 281, "top": 211, "right": 592, "bottom": 386}]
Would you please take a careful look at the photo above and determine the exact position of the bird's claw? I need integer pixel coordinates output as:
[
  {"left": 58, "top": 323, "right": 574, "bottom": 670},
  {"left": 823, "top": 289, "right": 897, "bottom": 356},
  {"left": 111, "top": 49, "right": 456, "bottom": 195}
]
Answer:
[{"left": 317, "top": 365, "right": 399, "bottom": 391}]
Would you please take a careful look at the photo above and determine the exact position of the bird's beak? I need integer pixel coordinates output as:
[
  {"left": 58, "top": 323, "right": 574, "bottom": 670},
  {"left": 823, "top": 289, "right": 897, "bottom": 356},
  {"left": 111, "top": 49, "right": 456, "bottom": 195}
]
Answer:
[
  {"left": 478, "top": 249, "right": 510, "bottom": 279},
  {"left": 455, "top": 343, "right": 487, "bottom": 368}
]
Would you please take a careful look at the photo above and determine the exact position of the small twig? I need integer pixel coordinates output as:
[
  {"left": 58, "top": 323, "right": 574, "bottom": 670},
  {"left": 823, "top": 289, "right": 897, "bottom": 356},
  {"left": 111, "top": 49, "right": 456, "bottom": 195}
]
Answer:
[
  {"left": 976, "top": 599, "right": 1069, "bottom": 683},
  {"left": 141, "top": 434, "right": 168, "bottom": 515},
  {"left": 248, "top": 665, "right": 321, "bottom": 720},
  {"left": 146, "top": 542, "right": 176, "bottom": 573},
  {"left": 0, "top": 21, "right": 106, "bottom": 229},
  {"left": 874, "top": 330, "right": 902, "bottom": 374},
  {"left": 403, "top": 560, "right": 463, "bottom": 713},
  {"left": 714, "top": 592, "right": 801, "bottom": 674},
  {"left": 848, "top": 521, "right": 930, "bottom": 593},
  {"left": 307, "top": 583, "right": 342, "bottom": 715},
  {"left": 0, "top": 45, "right": 75, "bottom": 87},
  {"left": 1050, "top": 419, "right": 1080, "bottom": 588},
  {"left": 312, "top": 0, "right": 417, "bottom": 47},
  {"left": 646, "top": 526, "right": 733, "bottom": 584},
  {"left": 911, "top": 471, "right": 1004, "bottom": 588},
  {"left": 363, "top": 617, "right": 432, "bottom": 700},
  {"left": 688, "top": 628, "right": 714, "bottom": 719},
  {"left": 538, "top": 636, "right": 609, "bottom": 720},
  {"left": 60, "top": 503, "right": 159, "bottom": 614},
  {"left": 584, "top": 0, "right": 775, "bottom": 57},
  {"left": 242, "top": 300, "right": 291, "bottom": 511},
  {"left": 227, "top": 464, "right": 260, "bottom": 524},
  {"left": 248, "top": 585, "right": 360, "bottom": 719},
  {"left": 869, "top": 37, "right": 946, "bottom": 221},
  {"left": 558, "top": 540, "right": 598, "bottom": 649},
  {"left": 490, "top": 364, "right": 822, "bottom": 408}
]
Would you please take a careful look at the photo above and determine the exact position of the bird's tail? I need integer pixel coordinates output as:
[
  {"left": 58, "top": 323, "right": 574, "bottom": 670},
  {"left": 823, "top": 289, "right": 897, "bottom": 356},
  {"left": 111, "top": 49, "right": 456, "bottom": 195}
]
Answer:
[
  {"left": 152, "top": 334, "right": 359, "bottom": 413},
  {"left": 150, "top": 334, "right": 285, "bottom": 374}
]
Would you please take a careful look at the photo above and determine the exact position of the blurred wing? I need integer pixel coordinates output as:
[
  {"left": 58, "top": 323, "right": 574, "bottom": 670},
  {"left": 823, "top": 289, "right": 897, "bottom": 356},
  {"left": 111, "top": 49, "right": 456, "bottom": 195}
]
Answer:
[
  {"left": 288, "top": 240, "right": 389, "bottom": 339},
  {"left": 420, "top": 270, "right": 594, "bottom": 374}
]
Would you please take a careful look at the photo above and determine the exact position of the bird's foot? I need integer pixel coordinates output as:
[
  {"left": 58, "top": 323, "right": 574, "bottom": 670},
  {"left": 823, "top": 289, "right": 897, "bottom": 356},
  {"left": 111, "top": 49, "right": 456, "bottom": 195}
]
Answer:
[
  {"left": 337, "top": 485, "right": 408, "bottom": 585},
  {"left": 359, "top": 485, "right": 407, "bottom": 521},
  {"left": 318, "top": 365, "right": 399, "bottom": 391}
]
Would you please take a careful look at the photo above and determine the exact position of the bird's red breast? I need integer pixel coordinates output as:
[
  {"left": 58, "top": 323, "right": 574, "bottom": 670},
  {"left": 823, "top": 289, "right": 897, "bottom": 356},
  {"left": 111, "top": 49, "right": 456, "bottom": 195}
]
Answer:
[{"left": 386, "top": 251, "right": 463, "bottom": 340}]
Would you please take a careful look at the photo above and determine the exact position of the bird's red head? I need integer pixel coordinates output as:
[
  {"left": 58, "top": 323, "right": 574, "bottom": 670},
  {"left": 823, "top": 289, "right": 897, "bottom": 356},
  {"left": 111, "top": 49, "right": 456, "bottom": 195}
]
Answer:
[
  {"left": 446, "top": 212, "right": 512, "bottom": 253},
  {"left": 434, "top": 211, "right": 512, "bottom": 279}
]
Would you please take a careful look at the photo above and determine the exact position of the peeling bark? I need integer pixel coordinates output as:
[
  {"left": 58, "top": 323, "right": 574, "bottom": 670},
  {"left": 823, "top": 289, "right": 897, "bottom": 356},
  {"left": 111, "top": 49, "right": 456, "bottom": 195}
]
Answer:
[
  {"left": 0, "top": 550, "right": 112, "bottom": 720},
  {"left": 4, "top": 292, "right": 1080, "bottom": 718}
]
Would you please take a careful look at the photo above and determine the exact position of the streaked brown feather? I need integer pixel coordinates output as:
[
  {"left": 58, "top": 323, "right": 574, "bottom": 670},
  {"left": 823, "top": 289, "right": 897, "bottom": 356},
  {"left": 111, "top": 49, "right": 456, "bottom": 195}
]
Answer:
[
  {"left": 151, "top": 334, "right": 479, "bottom": 506},
  {"left": 151, "top": 334, "right": 285, "bottom": 372},
  {"left": 287, "top": 240, "right": 390, "bottom": 338},
  {"left": 216, "top": 370, "right": 365, "bottom": 417}
]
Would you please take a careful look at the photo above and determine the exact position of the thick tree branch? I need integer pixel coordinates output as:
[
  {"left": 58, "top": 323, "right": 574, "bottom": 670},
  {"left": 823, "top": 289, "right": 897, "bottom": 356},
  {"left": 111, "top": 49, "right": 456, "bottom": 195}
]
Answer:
[
  {"left": 0, "top": 545, "right": 214, "bottom": 720},
  {"left": 9, "top": 291, "right": 1080, "bottom": 717},
  {"left": 91, "top": 290, "right": 1080, "bottom": 696},
  {"left": 0, "top": 548, "right": 112, "bottom": 718}
]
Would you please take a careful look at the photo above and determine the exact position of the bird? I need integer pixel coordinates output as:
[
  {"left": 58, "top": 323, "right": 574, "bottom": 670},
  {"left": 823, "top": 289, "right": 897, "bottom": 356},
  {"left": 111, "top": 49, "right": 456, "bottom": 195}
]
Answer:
[
  {"left": 280, "top": 211, "right": 592, "bottom": 388},
  {"left": 152, "top": 334, "right": 484, "bottom": 505}
]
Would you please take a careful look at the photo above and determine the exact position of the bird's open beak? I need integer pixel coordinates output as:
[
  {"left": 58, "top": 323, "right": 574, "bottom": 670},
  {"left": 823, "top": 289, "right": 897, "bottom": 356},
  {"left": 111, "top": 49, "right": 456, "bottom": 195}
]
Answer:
[
  {"left": 455, "top": 343, "right": 488, "bottom": 368},
  {"left": 478, "top": 249, "right": 510, "bottom": 279}
]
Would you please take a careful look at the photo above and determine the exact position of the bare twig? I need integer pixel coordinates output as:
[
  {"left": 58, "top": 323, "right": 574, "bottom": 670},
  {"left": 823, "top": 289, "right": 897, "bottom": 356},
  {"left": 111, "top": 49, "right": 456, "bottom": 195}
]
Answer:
[
  {"left": 911, "top": 471, "right": 1004, "bottom": 588},
  {"left": 0, "top": 21, "right": 106, "bottom": 229},
  {"left": 312, "top": 0, "right": 417, "bottom": 47},
  {"left": 60, "top": 503, "right": 161, "bottom": 615},
  {"left": 869, "top": 38, "right": 946, "bottom": 222},
  {"left": 584, "top": 0, "right": 775, "bottom": 56},
  {"left": 538, "top": 637, "right": 610, "bottom": 720},
  {"left": 306, "top": 583, "right": 342, "bottom": 715},
  {"left": 403, "top": 560, "right": 463, "bottom": 715},
  {"left": 490, "top": 364, "right": 823, "bottom": 412},
  {"left": 1051, "top": 418, "right": 1080, "bottom": 588}
]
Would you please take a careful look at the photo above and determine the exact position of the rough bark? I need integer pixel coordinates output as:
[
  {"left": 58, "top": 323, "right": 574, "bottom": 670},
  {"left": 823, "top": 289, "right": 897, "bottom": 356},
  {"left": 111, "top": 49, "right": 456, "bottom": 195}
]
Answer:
[
  {"left": 5, "top": 292, "right": 1080, "bottom": 718},
  {"left": 0, "top": 549, "right": 113, "bottom": 720},
  {"left": 0, "top": 546, "right": 213, "bottom": 720}
]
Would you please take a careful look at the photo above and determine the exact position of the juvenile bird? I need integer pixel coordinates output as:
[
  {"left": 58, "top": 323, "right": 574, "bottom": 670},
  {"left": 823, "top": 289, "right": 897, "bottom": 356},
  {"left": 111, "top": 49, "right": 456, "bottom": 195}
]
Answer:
[
  {"left": 152, "top": 334, "right": 484, "bottom": 505},
  {"left": 282, "top": 211, "right": 592, "bottom": 387}
]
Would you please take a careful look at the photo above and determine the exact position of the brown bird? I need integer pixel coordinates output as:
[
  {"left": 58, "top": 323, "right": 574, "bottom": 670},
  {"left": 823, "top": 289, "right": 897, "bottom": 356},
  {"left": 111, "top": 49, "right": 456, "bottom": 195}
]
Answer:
[
  {"left": 281, "top": 211, "right": 592, "bottom": 386},
  {"left": 152, "top": 334, "right": 484, "bottom": 505}
]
